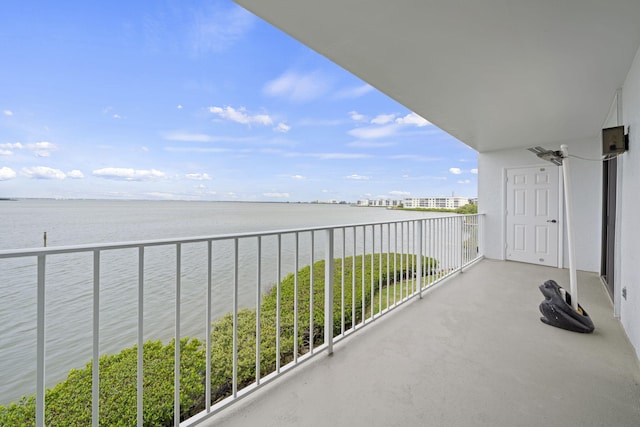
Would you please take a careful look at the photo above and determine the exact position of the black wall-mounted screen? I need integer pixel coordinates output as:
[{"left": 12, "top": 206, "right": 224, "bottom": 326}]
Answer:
[{"left": 602, "top": 126, "right": 626, "bottom": 155}]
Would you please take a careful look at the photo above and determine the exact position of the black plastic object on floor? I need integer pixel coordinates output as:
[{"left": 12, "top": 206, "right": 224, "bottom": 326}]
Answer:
[{"left": 539, "top": 280, "right": 594, "bottom": 333}]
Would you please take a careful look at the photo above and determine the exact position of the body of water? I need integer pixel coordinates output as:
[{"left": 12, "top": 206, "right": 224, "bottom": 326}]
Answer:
[{"left": 0, "top": 199, "right": 448, "bottom": 404}]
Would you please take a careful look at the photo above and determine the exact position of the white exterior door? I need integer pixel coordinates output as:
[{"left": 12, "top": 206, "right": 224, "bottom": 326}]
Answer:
[{"left": 505, "top": 166, "right": 560, "bottom": 267}]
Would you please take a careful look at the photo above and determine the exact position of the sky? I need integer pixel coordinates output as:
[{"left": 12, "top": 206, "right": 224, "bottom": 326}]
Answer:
[{"left": 0, "top": 0, "right": 477, "bottom": 203}]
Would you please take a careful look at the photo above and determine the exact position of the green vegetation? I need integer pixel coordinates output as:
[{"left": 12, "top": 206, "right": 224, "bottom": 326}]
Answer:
[
  {"left": 395, "top": 203, "right": 478, "bottom": 214},
  {"left": 0, "top": 253, "right": 436, "bottom": 426}
]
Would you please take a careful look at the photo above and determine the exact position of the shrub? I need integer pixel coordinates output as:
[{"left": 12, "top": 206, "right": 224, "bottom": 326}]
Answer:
[{"left": 0, "top": 253, "right": 435, "bottom": 426}]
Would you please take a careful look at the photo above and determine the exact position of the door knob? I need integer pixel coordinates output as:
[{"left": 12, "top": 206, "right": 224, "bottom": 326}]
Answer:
[{"left": 547, "top": 219, "right": 557, "bottom": 223}]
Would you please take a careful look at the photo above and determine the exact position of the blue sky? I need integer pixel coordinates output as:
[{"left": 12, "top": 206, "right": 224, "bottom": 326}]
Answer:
[{"left": 0, "top": 0, "right": 477, "bottom": 202}]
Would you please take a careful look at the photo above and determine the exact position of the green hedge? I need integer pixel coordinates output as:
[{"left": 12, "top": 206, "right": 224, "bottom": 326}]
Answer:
[{"left": 0, "top": 253, "right": 435, "bottom": 426}]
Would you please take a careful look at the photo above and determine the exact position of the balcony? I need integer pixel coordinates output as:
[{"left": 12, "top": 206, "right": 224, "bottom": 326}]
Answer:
[
  {"left": 1, "top": 214, "right": 639, "bottom": 426},
  {"left": 205, "top": 260, "right": 640, "bottom": 427}
]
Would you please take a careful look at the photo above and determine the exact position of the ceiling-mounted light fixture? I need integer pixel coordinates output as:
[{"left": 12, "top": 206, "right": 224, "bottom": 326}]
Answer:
[{"left": 527, "top": 146, "right": 564, "bottom": 166}]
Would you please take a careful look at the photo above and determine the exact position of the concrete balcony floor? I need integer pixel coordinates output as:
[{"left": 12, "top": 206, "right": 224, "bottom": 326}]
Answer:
[{"left": 203, "top": 260, "right": 640, "bottom": 427}]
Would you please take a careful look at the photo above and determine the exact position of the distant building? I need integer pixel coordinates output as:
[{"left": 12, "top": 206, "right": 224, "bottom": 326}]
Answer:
[
  {"left": 357, "top": 197, "right": 474, "bottom": 208},
  {"left": 357, "top": 199, "right": 402, "bottom": 207},
  {"left": 402, "top": 197, "right": 471, "bottom": 209}
]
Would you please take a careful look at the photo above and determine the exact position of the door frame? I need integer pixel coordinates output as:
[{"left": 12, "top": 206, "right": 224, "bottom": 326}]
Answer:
[
  {"left": 502, "top": 164, "right": 564, "bottom": 267},
  {"left": 600, "top": 156, "right": 617, "bottom": 299}
]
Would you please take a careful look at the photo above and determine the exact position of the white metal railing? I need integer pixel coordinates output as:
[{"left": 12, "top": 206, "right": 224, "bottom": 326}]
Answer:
[{"left": 0, "top": 214, "right": 484, "bottom": 427}]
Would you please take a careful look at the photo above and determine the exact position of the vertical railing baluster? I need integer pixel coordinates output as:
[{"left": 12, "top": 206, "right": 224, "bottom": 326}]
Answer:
[
  {"left": 433, "top": 218, "right": 444, "bottom": 280},
  {"left": 174, "top": 244, "right": 181, "bottom": 427},
  {"left": 92, "top": 250, "right": 100, "bottom": 427},
  {"left": 378, "top": 224, "right": 382, "bottom": 315},
  {"left": 413, "top": 221, "right": 417, "bottom": 295},
  {"left": 386, "top": 223, "right": 390, "bottom": 310},
  {"left": 351, "top": 227, "right": 356, "bottom": 331},
  {"left": 443, "top": 217, "right": 447, "bottom": 274},
  {"left": 294, "top": 233, "right": 299, "bottom": 363},
  {"left": 256, "top": 236, "right": 262, "bottom": 385},
  {"left": 427, "top": 219, "right": 432, "bottom": 287},
  {"left": 309, "top": 232, "right": 314, "bottom": 354},
  {"left": 399, "top": 222, "right": 404, "bottom": 301},
  {"left": 206, "top": 241, "right": 213, "bottom": 409},
  {"left": 453, "top": 217, "right": 457, "bottom": 271},
  {"left": 324, "top": 229, "right": 334, "bottom": 355},
  {"left": 232, "top": 239, "right": 239, "bottom": 397},
  {"left": 361, "top": 227, "right": 366, "bottom": 324},
  {"left": 417, "top": 221, "right": 423, "bottom": 299},
  {"left": 341, "top": 228, "right": 345, "bottom": 336},
  {"left": 137, "top": 247, "right": 144, "bottom": 427},
  {"left": 276, "top": 234, "right": 281, "bottom": 372},
  {"left": 370, "top": 225, "right": 375, "bottom": 320},
  {"left": 445, "top": 218, "right": 450, "bottom": 277},
  {"left": 394, "top": 223, "right": 398, "bottom": 306},
  {"left": 460, "top": 216, "right": 465, "bottom": 271},
  {"left": 36, "top": 255, "right": 45, "bottom": 427}
]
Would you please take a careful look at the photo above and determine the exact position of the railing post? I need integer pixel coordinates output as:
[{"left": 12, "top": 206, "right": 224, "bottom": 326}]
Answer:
[
  {"left": 92, "top": 250, "right": 100, "bottom": 427},
  {"left": 325, "top": 229, "right": 334, "bottom": 355},
  {"left": 36, "top": 255, "right": 45, "bottom": 427},
  {"left": 416, "top": 220, "right": 423, "bottom": 299},
  {"left": 459, "top": 216, "right": 465, "bottom": 273},
  {"left": 174, "top": 244, "right": 181, "bottom": 427},
  {"left": 137, "top": 247, "right": 144, "bottom": 427}
]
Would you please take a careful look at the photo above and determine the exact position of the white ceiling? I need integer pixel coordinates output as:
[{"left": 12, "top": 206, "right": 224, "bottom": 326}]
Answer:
[{"left": 235, "top": 0, "right": 640, "bottom": 152}]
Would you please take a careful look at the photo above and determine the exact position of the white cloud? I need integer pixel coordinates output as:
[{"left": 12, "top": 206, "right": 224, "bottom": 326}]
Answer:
[
  {"left": 457, "top": 179, "right": 471, "bottom": 184},
  {"left": 0, "top": 142, "right": 23, "bottom": 149},
  {"left": 209, "top": 106, "right": 273, "bottom": 126},
  {"left": 165, "top": 146, "right": 232, "bottom": 154},
  {"left": 389, "top": 190, "right": 410, "bottom": 196},
  {"left": 349, "top": 111, "right": 367, "bottom": 122},
  {"left": 113, "top": 114, "right": 122, "bottom": 119},
  {"left": 3, "top": 110, "right": 13, "bottom": 116},
  {"left": 189, "top": 4, "right": 255, "bottom": 54},
  {"left": 93, "top": 168, "right": 166, "bottom": 181},
  {"left": 164, "top": 132, "right": 213, "bottom": 142},
  {"left": 390, "top": 154, "right": 441, "bottom": 162},
  {"left": 470, "top": 168, "right": 478, "bottom": 174},
  {"left": 263, "top": 192, "right": 290, "bottom": 198},
  {"left": 310, "top": 153, "right": 371, "bottom": 160},
  {"left": 291, "top": 175, "right": 305, "bottom": 180},
  {"left": 67, "top": 170, "right": 84, "bottom": 179},
  {"left": 345, "top": 174, "right": 370, "bottom": 180},
  {"left": 395, "top": 112, "right": 431, "bottom": 127},
  {"left": 334, "top": 84, "right": 374, "bottom": 99},
  {"left": 0, "top": 167, "right": 16, "bottom": 180},
  {"left": 263, "top": 71, "right": 330, "bottom": 102},
  {"left": 449, "top": 167, "right": 462, "bottom": 175},
  {"left": 26, "top": 141, "right": 58, "bottom": 157},
  {"left": 371, "top": 114, "right": 396, "bottom": 125},
  {"left": 296, "top": 118, "right": 345, "bottom": 127},
  {"left": 347, "top": 140, "right": 395, "bottom": 148},
  {"left": 22, "top": 166, "right": 66, "bottom": 180},
  {"left": 0, "top": 143, "right": 24, "bottom": 156},
  {"left": 348, "top": 124, "right": 398, "bottom": 139},
  {"left": 177, "top": 104, "right": 183, "bottom": 110},
  {"left": 185, "top": 173, "right": 212, "bottom": 181},
  {"left": 163, "top": 131, "right": 258, "bottom": 143},
  {"left": 274, "top": 122, "right": 291, "bottom": 133}
]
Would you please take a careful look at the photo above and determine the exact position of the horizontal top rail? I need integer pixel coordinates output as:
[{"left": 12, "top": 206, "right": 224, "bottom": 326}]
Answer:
[{"left": 0, "top": 214, "right": 483, "bottom": 259}]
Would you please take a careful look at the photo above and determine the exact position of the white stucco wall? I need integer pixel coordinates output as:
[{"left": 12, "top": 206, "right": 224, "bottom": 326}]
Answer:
[
  {"left": 478, "top": 138, "right": 602, "bottom": 273},
  {"left": 619, "top": 44, "right": 640, "bottom": 359}
]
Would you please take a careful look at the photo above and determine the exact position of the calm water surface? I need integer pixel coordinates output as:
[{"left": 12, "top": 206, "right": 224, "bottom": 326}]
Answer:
[{"left": 0, "top": 199, "right": 445, "bottom": 404}]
